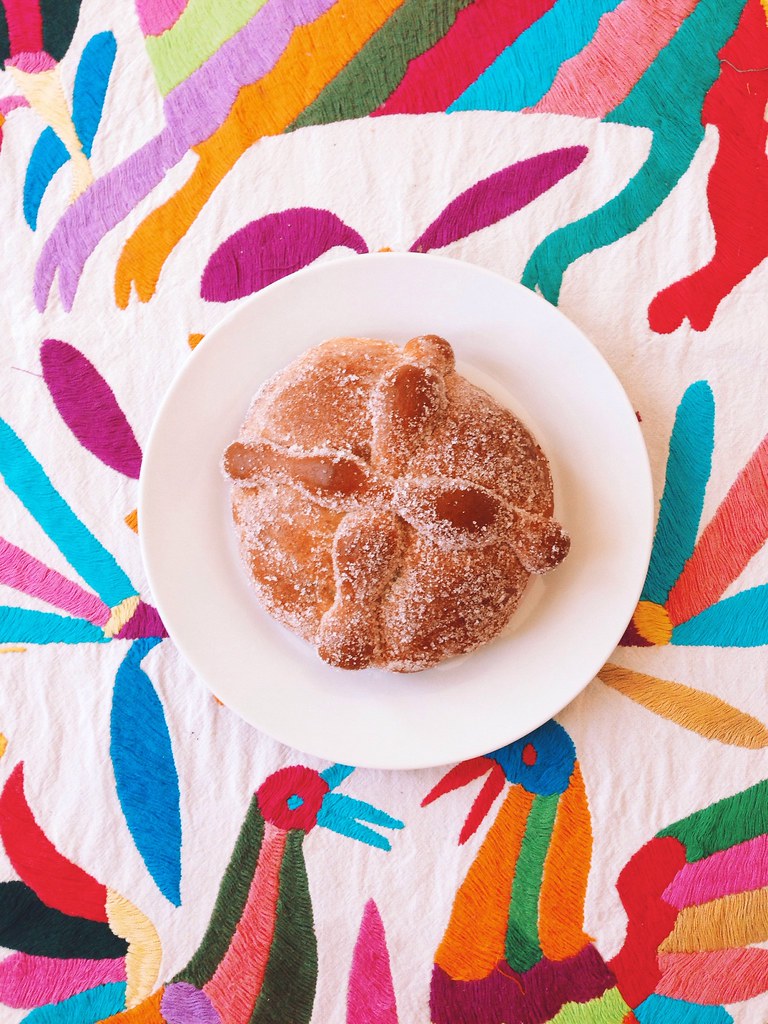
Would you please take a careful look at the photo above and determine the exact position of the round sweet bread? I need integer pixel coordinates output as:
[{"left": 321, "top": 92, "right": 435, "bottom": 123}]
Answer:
[{"left": 223, "top": 335, "right": 569, "bottom": 673}]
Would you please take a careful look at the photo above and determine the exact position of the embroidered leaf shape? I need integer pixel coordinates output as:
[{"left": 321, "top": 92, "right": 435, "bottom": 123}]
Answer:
[
  {"left": 39, "top": 0, "right": 84, "bottom": 63},
  {"left": 0, "top": 882, "right": 127, "bottom": 959},
  {"left": 642, "top": 381, "right": 714, "bottom": 607},
  {"left": 657, "top": 948, "right": 768, "bottom": 1004},
  {"left": 201, "top": 207, "right": 368, "bottom": 302},
  {"left": 16, "top": 982, "right": 127, "bottom": 1023},
  {"left": 672, "top": 584, "right": 768, "bottom": 648},
  {"left": 23, "top": 32, "right": 116, "bottom": 230},
  {"left": 0, "top": 536, "right": 109, "bottom": 623},
  {"left": 409, "top": 146, "right": 588, "bottom": 252},
  {"left": 599, "top": 664, "right": 768, "bottom": 749},
  {"left": 658, "top": 779, "right": 768, "bottom": 862},
  {"left": 346, "top": 900, "right": 398, "bottom": 1024},
  {"left": 0, "top": 606, "right": 107, "bottom": 645},
  {"left": 0, "top": 763, "right": 109, "bottom": 921},
  {"left": 110, "top": 638, "right": 182, "bottom": 906},
  {"left": 0, "top": 952, "right": 126, "bottom": 1009},
  {"left": 41, "top": 339, "right": 142, "bottom": 479},
  {"left": 0, "top": 417, "right": 137, "bottom": 606},
  {"left": 72, "top": 32, "right": 117, "bottom": 157},
  {"left": 667, "top": 434, "right": 768, "bottom": 626},
  {"left": 23, "top": 130, "right": 68, "bottom": 230}
]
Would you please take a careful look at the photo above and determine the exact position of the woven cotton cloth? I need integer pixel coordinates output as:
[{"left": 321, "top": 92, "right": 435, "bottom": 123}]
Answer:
[{"left": 1, "top": 2, "right": 768, "bottom": 1022}]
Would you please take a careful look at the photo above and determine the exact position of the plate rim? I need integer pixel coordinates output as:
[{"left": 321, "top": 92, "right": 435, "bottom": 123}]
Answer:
[{"left": 139, "top": 251, "right": 654, "bottom": 769}]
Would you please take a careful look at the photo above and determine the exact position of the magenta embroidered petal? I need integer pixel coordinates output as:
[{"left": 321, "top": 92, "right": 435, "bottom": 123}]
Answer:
[{"left": 200, "top": 207, "right": 369, "bottom": 302}]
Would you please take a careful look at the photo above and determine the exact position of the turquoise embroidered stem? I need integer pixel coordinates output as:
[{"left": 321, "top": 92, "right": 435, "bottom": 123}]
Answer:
[
  {"left": 0, "top": 418, "right": 137, "bottom": 608},
  {"left": 0, "top": 606, "right": 109, "bottom": 644},
  {"left": 521, "top": 0, "right": 746, "bottom": 303},
  {"left": 642, "top": 381, "right": 714, "bottom": 606},
  {"left": 671, "top": 585, "right": 768, "bottom": 647}
]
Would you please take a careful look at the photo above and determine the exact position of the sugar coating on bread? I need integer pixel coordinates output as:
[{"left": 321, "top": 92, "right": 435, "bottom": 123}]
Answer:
[{"left": 224, "top": 335, "right": 569, "bottom": 672}]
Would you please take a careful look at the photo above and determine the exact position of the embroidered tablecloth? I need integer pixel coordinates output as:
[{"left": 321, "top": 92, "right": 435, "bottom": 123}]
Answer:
[{"left": 1, "top": 2, "right": 768, "bottom": 1022}]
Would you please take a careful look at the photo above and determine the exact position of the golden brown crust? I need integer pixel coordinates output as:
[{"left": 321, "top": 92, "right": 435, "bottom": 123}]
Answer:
[{"left": 225, "top": 335, "right": 569, "bottom": 672}]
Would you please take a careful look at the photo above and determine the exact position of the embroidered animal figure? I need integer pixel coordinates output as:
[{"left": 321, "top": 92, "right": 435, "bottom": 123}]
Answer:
[
  {"left": 156, "top": 763, "right": 403, "bottom": 1024},
  {"left": 35, "top": 0, "right": 371, "bottom": 310},
  {"left": 423, "top": 719, "right": 768, "bottom": 1023},
  {"left": 27, "top": 0, "right": 764, "bottom": 335},
  {"left": 647, "top": 0, "right": 768, "bottom": 333},
  {"left": 0, "top": 761, "right": 403, "bottom": 1023},
  {"left": 516, "top": 0, "right": 752, "bottom": 318}
]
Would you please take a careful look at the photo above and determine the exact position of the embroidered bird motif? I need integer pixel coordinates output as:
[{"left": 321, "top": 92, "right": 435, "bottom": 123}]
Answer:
[
  {"left": 157, "top": 763, "right": 402, "bottom": 1024},
  {"left": 423, "top": 719, "right": 768, "bottom": 1023},
  {"left": 0, "top": 760, "right": 403, "bottom": 1023}
]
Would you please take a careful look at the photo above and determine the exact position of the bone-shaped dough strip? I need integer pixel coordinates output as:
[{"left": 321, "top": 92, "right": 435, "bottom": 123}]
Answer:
[
  {"left": 223, "top": 439, "right": 385, "bottom": 510},
  {"left": 393, "top": 476, "right": 570, "bottom": 573},
  {"left": 317, "top": 511, "right": 404, "bottom": 670}
]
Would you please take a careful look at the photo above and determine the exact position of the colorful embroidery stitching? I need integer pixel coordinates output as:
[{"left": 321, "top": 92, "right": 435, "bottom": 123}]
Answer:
[
  {"left": 200, "top": 148, "right": 588, "bottom": 302},
  {"left": 423, "top": 722, "right": 768, "bottom": 1023},
  {"left": 593, "top": 380, "right": 768, "bottom": 744},
  {"left": 25, "top": 0, "right": 763, "bottom": 330}
]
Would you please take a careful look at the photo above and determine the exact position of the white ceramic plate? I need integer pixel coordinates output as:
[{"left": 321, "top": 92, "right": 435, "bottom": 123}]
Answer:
[{"left": 140, "top": 253, "right": 653, "bottom": 770}]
